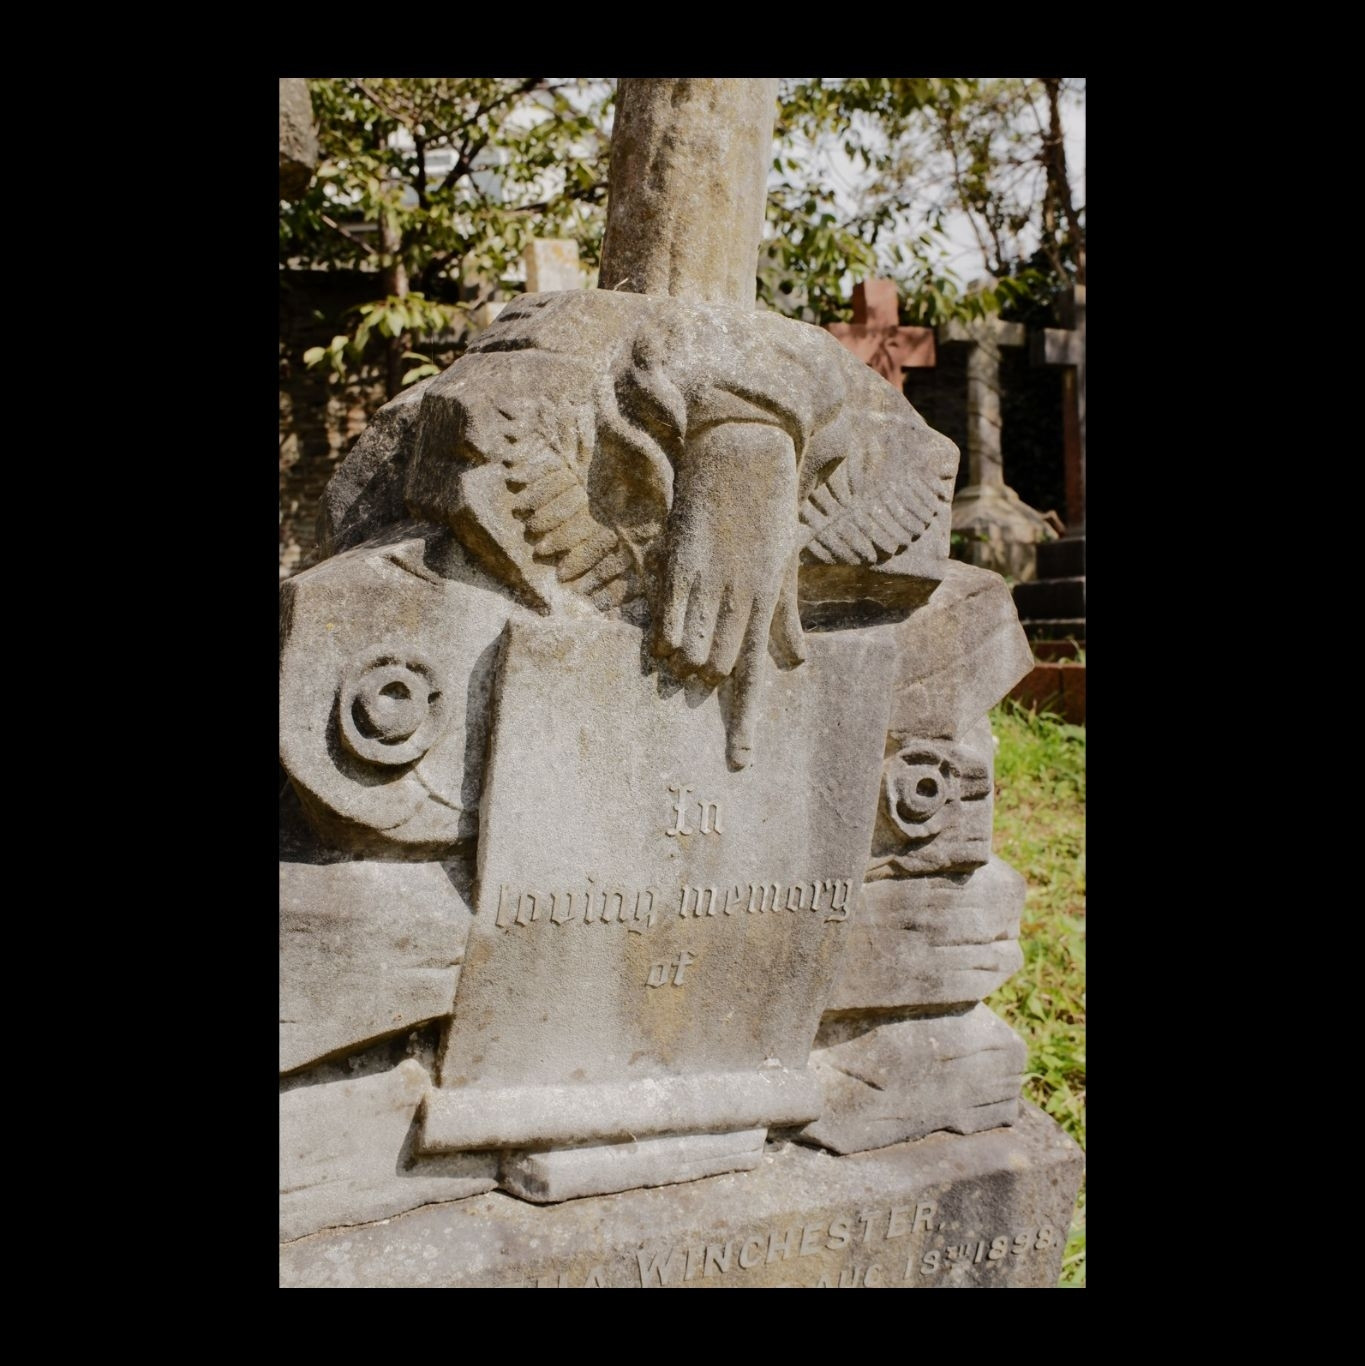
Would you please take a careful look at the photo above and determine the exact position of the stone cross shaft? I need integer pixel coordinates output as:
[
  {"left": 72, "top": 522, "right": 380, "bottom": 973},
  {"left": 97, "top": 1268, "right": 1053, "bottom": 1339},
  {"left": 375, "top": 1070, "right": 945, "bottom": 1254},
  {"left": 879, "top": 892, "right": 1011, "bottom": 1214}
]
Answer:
[
  {"left": 938, "top": 315, "right": 1026, "bottom": 489},
  {"left": 1031, "top": 284, "right": 1086, "bottom": 530},
  {"left": 826, "top": 278, "right": 936, "bottom": 387},
  {"left": 598, "top": 79, "right": 778, "bottom": 308}
]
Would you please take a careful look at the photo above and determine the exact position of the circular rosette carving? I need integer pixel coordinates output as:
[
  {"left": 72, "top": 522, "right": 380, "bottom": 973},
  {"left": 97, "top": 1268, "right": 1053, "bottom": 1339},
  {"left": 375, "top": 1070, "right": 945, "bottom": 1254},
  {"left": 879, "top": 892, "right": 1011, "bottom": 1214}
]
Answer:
[
  {"left": 338, "top": 648, "right": 447, "bottom": 767},
  {"left": 883, "top": 745, "right": 960, "bottom": 840}
]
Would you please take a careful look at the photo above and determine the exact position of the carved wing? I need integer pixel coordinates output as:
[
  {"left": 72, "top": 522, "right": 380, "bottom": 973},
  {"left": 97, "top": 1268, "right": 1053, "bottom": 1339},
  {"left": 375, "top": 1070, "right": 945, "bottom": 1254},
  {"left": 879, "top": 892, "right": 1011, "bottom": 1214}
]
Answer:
[
  {"left": 799, "top": 397, "right": 958, "bottom": 567},
  {"left": 499, "top": 421, "right": 639, "bottom": 606}
]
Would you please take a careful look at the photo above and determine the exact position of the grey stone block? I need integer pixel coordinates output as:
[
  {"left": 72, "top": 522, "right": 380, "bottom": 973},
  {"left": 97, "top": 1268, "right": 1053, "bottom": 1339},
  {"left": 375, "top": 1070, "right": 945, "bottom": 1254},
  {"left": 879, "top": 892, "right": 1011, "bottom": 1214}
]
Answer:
[
  {"left": 500, "top": 1130, "right": 766, "bottom": 1204},
  {"left": 1013, "top": 576, "right": 1086, "bottom": 622},
  {"left": 883, "top": 561, "right": 1034, "bottom": 739},
  {"left": 802, "top": 1004, "right": 1027, "bottom": 1155},
  {"left": 280, "top": 1060, "right": 498, "bottom": 1243},
  {"left": 279, "top": 1102, "right": 1082, "bottom": 1287},
  {"left": 1035, "top": 534, "right": 1085, "bottom": 579},
  {"left": 277, "top": 78, "right": 1051, "bottom": 1236},
  {"left": 279, "top": 859, "right": 473, "bottom": 1074},
  {"left": 829, "top": 857, "right": 1025, "bottom": 1010}
]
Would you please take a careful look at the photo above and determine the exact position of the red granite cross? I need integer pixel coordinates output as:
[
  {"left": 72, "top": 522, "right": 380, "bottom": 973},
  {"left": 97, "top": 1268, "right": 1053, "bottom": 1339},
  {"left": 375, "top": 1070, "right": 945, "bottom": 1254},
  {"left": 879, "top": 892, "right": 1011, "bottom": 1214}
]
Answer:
[{"left": 825, "top": 278, "right": 936, "bottom": 387}]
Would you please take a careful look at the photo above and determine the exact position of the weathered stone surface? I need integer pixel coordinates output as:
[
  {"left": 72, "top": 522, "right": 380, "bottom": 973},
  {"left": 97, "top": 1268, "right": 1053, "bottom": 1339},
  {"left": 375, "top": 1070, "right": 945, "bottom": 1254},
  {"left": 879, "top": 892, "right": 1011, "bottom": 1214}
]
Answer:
[
  {"left": 406, "top": 288, "right": 958, "bottom": 766},
  {"left": 599, "top": 79, "right": 777, "bottom": 307},
  {"left": 279, "top": 78, "right": 318, "bottom": 201},
  {"left": 280, "top": 1102, "right": 1081, "bottom": 1287},
  {"left": 500, "top": 1130, "right": 766, "bottom": 1204},
  {"left": 278, "top": 525, "right": 534, "bottom": 856},
  {"left": 278, "top": 76, "right": 1053, "bottom": 1246},
  {"left": 422, "top": 615, "right": 896, "bottom": 1156},
  {"left": 803, "top": 1005, "right": 1026, "bottom": 1154},
  {"left": 280, "top": 1060, "right": 498, "bottom": 1242},
  {"left": 279, "top": 859, "right": 474, "bottom": 1074},
  {"left": 316, "top": 376, "right": 438, "bottom": 559},
  {"left": 828, "top": 858, "right": 1025, "bottom": 1011},
  {"left": 882, "top": 560, "right": 1034, "bottom": 739},
  {"left": 411, "top": 290, "right": 958, "bottom": 582}
]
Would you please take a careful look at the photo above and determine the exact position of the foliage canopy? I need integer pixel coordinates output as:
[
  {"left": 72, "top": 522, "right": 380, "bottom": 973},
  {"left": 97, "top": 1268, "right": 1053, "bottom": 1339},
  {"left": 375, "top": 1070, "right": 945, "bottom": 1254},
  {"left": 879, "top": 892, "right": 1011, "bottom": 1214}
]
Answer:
[{"left": 279, "top": 77, "right": 1084, "bottom": 396}]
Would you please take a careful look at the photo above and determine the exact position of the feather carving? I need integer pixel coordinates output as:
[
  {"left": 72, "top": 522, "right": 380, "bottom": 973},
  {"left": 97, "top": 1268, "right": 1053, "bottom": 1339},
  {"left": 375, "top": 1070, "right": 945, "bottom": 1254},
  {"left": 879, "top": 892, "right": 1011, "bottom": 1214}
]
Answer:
[{"left": 799, "top": 402, "right": 958, "bottom": 566}]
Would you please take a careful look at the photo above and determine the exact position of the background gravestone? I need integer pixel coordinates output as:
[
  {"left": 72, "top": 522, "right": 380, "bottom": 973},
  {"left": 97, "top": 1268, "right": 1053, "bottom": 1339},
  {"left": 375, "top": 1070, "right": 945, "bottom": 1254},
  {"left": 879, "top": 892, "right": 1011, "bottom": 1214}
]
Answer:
[
  {"left": 939, "top": 305, "right": 1058, "bottom": 582},
  {"left": 826, "top": 278, "right": 936, "bottom": 386}
]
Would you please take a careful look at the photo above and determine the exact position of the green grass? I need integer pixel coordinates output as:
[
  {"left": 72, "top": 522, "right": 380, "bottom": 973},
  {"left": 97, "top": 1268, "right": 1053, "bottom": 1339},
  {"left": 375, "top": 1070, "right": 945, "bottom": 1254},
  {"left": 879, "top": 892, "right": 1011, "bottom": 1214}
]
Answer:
[{"left": 986, "top": 700, "right": 1086, "bottom": 1288}]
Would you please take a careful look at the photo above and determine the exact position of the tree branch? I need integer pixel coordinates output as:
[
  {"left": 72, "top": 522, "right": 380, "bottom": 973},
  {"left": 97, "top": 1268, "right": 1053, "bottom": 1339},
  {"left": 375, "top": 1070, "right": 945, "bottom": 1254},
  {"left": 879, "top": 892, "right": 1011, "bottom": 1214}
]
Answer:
[
  {"left": 1043, "top": 78, "right": 1085, "bottom": 282},
  {"left": 438, "top": 132, "right": 489, "bottom": 196},
  {"left": 353, "top": 79, "right": 408, "bottom": 126},
  {"left": 939, "top": 108, "right": 997, "bottom": 278},
  {"left": 320, "top": 213, "right": 374, "bottom": 254}
]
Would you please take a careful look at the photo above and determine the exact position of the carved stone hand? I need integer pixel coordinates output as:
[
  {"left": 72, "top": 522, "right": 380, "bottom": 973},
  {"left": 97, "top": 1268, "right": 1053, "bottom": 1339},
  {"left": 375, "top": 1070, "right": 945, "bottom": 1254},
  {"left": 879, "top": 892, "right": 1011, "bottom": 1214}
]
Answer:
[{"left": 652, "top": 422, "right": 806, "bottom": 769}]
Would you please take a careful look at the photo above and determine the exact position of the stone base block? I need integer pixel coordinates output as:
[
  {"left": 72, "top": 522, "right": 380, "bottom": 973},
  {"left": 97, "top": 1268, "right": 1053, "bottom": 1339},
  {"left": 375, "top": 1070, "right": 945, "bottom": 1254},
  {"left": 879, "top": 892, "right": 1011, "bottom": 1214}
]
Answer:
[
  {"left": 951, "top": 484, "right": 1057, "bottom": 583},
  {"left": 280, "top": 1103, "right": 1080, "bottom": 1287},
  {"left": 1013, "top": 576, "right": 1085, "bottom": 621},
  {"left": 280, "top": 1060, "right": 499, "bottom": 1243},
  {"left": 1036, "top": 534, "right": 1084, "bottom": 579},
  {"left": 803, "top": 1005, "right": 1027, "bottom": 1154},
  {"left": 500, "top": 1130, "right": 766, "bottom": 1203}
]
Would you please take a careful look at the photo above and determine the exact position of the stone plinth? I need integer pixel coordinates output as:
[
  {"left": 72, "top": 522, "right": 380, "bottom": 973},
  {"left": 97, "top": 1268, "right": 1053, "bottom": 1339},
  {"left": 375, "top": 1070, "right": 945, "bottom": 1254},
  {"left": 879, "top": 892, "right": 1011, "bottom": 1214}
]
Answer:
[{"left": 280, "top": 1102, "right": 1082, "bottom": 1288}]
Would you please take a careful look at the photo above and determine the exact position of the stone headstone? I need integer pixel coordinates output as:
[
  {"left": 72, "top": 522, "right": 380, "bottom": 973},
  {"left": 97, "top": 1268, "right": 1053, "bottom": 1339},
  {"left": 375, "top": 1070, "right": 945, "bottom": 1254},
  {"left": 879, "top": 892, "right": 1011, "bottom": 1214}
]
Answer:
[
  {"left": 279, "top": 77, "right": 1082, "bottom": 1285},
  {"left": 826, "top": 278, "right": 936, "bottom": 387},
  {"left": 939, "top": 300, "right": 1058, "bottom": 582},
  {"left": 524, "top": 239, "right": 587, "bottom": 293}
]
